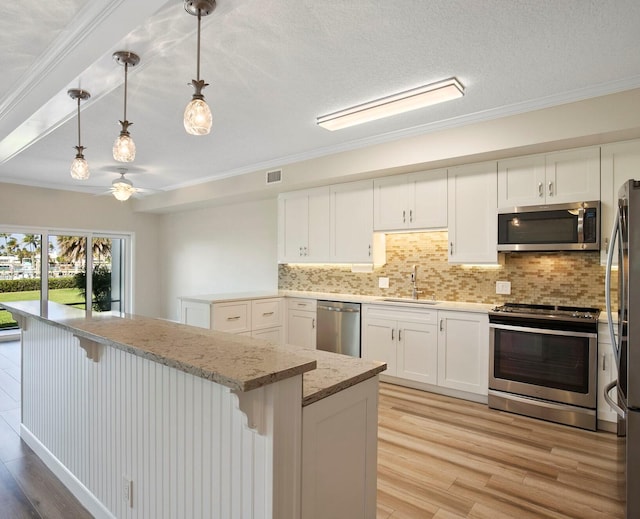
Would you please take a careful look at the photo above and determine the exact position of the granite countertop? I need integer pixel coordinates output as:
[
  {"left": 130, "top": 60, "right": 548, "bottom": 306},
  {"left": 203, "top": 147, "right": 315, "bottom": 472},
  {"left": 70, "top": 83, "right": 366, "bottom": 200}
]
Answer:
[
  {"left": 1, "top": 300, "right": 386, "bottom": 406},
  {"left": 0, "top": 300, "right": 316, "bottom": 393}
]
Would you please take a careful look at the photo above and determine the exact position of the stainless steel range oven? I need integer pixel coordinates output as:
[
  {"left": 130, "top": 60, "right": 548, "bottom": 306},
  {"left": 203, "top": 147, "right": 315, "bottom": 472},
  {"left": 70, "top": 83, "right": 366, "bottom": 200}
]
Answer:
[{"left": 488, "top": 303, "right": 599, "bottom": 430}]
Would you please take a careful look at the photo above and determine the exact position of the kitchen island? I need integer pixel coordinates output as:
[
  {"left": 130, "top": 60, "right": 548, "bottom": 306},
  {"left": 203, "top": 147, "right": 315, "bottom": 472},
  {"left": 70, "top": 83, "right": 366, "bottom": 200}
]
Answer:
[{"left": 1, "top": 301, "right": 385, "bottom": 519}]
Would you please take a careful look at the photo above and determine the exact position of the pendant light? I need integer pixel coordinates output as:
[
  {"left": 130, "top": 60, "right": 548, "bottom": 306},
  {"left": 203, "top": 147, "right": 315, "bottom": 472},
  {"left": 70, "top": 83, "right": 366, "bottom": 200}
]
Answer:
[
  {"left": 68, "top": 89, "right": 91, "bottom": 180},
  {"left": 112, "top": 51, "right": 140, "bottom": 162},
  {"left": 183, "top": 0, "right": 216, "bottom": 135}
]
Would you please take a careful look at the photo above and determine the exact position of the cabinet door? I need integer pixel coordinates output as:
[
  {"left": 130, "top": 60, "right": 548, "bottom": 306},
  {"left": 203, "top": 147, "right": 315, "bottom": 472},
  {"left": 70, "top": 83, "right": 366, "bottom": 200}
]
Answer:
[
  {"left": 287, "top": 309, "right": 317, "bottom": 349},
  {"left": 307, "top": 187, "right": 331, "bottom": 261},
  {"left": 278, "top": 192, "right": 309, "bottom": 262},
  {"left": 396, "top": 321, "right": 438, "bottom": 385},
  {"left": 330, "top": 180, "right": 375, "bottom": 263},
  {"left": 361, "top": 317, "right": 396, "bottom": 376},
  {"left": 447, "top": 162, "right": 498, "bottom": 264},
  {"left": 497, "top": 154, "right": 546, "bottom": 208},
  {"left": 373, "top": 175, "right": 410, "bottom": 231},
  {"left": 409, "top": 169, "right": 448, "bottom": 229},
  {"left": 180, "top": 300, "right": 211, "bottom": 329},
  {"left": 437, "top": 311, "right": 488, "bottom": 395},
  {"left": 600, "top": 139, "right": 640, "bottom": 264},
  {"left": 545, "top": 146, "right": 600, "bottom": 204}
]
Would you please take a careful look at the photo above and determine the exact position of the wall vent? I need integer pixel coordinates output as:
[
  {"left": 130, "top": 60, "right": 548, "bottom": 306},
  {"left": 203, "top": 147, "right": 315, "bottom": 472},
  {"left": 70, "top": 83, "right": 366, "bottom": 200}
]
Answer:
[{"left": 266, "top": 169, "right": 282, "bottom": 184}]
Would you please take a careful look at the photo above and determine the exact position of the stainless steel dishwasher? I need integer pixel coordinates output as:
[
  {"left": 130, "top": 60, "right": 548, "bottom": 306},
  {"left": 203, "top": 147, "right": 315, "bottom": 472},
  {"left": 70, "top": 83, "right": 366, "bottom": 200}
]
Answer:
[{"left": 316, "top": 300, "right": 361, "bottom": 357}]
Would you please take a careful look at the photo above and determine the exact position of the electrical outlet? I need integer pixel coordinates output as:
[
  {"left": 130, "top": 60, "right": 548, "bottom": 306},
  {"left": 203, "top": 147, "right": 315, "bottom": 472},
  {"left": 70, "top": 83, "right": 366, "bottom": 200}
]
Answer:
[
  {"left": 122, "top": 476, "right": 133, "bottom": 508},
  {"left": 496, "top": 281, "right": 511, "bottom": 295},
  {"left": 378, "top": 277, "right": 389, "bottom": 289}
]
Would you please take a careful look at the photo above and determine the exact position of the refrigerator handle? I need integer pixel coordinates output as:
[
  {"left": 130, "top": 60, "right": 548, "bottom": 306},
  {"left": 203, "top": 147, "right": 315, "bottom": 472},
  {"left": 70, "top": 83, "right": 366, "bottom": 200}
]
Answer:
[
  {"left": 605, "top": 212, "right": 621, "bottom": 368},
  {"left": 604, "top": 380, "right": 626, "bottom": 419}
]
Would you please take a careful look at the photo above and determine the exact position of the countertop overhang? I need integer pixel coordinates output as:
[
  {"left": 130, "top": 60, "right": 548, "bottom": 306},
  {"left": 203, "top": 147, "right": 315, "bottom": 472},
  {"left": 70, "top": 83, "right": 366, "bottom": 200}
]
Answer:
[{"left": 1, "top": 300, "right": 386, "bottom": 405}]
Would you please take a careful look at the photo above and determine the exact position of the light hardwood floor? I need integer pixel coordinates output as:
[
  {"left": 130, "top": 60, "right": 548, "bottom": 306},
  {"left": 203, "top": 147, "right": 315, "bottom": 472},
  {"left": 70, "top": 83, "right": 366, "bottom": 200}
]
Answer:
[{"left": 377, "top": 382, "right": 626, "bottom": 519}]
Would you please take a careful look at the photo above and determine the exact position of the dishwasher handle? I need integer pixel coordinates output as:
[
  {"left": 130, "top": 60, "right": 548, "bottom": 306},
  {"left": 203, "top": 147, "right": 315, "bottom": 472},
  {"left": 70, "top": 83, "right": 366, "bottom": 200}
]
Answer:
[{"left": 318, "top": 305, "right": 360, "bottom": 313}]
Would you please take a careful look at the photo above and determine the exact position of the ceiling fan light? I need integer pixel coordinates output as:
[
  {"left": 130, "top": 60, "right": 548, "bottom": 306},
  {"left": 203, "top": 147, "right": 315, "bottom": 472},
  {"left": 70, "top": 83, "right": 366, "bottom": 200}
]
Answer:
[
  {"left": 70, "top": 155, "right": 90, "bottom": 180},
  {"left": 113, "top": 132, "right": 136, "bottom": 162},
  {"left": 184, "top": 97, "right": 212, "bottom": 135}
]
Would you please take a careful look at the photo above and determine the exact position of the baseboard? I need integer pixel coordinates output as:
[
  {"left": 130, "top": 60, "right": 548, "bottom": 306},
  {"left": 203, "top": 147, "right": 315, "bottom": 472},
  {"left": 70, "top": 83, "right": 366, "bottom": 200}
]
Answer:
[
  {"left": 20, "top": 425, "right": 115, "bottom": 519},
  {"left": 380, "top": 375, "right": 489, "bottom": 404}
]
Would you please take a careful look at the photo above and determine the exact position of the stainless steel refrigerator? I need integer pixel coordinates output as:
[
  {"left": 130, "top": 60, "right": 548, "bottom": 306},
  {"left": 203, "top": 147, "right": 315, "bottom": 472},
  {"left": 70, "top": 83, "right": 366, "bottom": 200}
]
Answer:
[{"left": 605, "top": 179, "right": 640, "bottom": 518}]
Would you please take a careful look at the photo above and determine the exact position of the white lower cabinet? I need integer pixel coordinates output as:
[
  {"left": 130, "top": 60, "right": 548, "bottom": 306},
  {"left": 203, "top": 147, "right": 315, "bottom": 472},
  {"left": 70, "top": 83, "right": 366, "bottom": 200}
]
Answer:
[
  {"left": 597, "top": 322, "right": 618, "bottom": 426},
  {"left": 179, "top": 296, "right": 283, "bottom": 344},
  {"left": 362, "top": 305, "right": 437, "bottom": 385},
  {"left": 362, "top": 304, "right": 489, "bottom": 399},
  {"left": 437, "top": 311, "right": 489, "bottom": 395},
  {"left": 301, "top": 376, "right": 378, "bottom": 519},
  {"left": 287, "top": 298, "right": 317, "bottom": 349}
]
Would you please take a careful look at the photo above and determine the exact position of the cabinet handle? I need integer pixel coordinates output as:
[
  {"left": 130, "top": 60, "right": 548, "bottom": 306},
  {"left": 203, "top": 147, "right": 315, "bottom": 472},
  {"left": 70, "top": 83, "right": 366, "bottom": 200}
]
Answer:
[
  {"left": 409, "top": 209, "right": 413, "bottom": 223},
  {"left": 227, "top": 316, "right": 241, "bottom": 321},
  {"left": 440, "top": 319, "right": 444, "bottom": 331},
  {"left": 604, "top": 237, "right": 609, "bottom": 253},
  {"left": 402, "top": 210, "right": 406, "bottom": 223},
  {"left": 538, "top": 182, "right": 543, "bottom": 197},
  {"left": 297, "top": 303, "right": 308, "bottom": 307},
  {"left": 398, "top": 329, "right": 402, "bottom": 341},
  {"left": 548, "top": 181, "right": 553, "bottom": 196},
  {"left": 391, "top": 328, "right": 394, "bottom": 341},
  {"left": 262, "top": 312, "right": 274, "bottom": 316},
  {"left": 368, "top": 244, "right": 372, "bottom": 257},
  {"left": 450, "top": 242, "right": 453, "bottom": 255},
  {"left": 312, "top": 318, "right": 315, "bottom": 329},
  {"left": 602, "top": 353, "right": 606, "bottom": 371},
  {"left": 299, "top": 246, "right": 303, "bottom": 256}
]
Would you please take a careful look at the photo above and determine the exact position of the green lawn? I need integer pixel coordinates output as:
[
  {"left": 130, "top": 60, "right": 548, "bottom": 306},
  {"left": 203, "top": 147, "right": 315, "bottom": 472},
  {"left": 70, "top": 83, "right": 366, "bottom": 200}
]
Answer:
[{"left": 0, "top": 288, "right": 85, "bottom": 328}]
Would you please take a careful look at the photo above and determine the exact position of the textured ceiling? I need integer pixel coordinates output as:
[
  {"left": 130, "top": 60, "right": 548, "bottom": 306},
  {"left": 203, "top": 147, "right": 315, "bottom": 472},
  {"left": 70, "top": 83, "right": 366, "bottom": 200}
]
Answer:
[{"left": 1, "top": 0, "right": 640, "bottom": 197}]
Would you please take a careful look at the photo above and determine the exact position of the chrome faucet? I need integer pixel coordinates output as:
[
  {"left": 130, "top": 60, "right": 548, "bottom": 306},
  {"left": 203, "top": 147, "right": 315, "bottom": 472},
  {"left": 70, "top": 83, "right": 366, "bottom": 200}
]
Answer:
[{"left": 411, "top": 265, "right": 423, "bottom": 300}]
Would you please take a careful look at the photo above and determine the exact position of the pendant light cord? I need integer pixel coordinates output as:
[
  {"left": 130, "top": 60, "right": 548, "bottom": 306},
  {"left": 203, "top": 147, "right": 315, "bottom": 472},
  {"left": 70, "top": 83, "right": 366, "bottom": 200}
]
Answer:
[
  {"left": 123, "top": 62, "right": 128, "bottom": 121},
  {"left": 196, "top": 8, "right": 202, "bottom": 81},
  {"left": 76, "top": 97, "right": 82, "bottom": 148}
]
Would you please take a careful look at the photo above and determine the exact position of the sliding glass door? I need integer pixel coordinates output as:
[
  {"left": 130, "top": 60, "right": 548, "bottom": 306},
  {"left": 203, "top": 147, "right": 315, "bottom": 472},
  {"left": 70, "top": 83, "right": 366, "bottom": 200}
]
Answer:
[{"left": 0, "top": 228, "right": 131, "bottom": 329}]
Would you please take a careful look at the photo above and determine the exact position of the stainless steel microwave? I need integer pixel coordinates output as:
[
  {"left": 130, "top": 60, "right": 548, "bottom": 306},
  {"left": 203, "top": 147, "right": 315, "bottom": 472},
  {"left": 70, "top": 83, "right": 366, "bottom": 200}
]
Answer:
[{"left": 497, "top": 201, "right": 600, "bottom": 252}]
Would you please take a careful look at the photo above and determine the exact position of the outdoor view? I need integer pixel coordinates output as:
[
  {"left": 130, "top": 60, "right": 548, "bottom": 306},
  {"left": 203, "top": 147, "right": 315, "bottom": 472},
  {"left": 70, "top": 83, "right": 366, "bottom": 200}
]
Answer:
[{"left": 0, "top": 232, "right": 123, "bottom": 329}]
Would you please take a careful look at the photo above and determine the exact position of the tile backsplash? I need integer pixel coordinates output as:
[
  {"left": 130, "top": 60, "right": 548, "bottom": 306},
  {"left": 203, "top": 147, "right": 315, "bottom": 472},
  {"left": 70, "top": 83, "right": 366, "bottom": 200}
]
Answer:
[{"left": 278, "top": 231, "right": 610, "bottom": 310}]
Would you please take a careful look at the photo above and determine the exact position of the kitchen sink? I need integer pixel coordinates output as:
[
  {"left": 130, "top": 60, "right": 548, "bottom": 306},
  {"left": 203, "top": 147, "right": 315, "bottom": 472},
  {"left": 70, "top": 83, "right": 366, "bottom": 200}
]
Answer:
[{"left": 380, "top": 298, "right": 438, "bottom": 305}]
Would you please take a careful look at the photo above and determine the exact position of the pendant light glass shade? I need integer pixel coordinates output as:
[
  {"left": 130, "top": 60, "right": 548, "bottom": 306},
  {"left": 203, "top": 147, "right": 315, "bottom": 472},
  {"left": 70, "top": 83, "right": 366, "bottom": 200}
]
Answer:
[
  {"left": 184, "top": 0, "right": 216, "bottom": 135},
  {"left": 113, "top": 131, "right": 136, "bottom": 162},
  {"left": 184, "top": 96, "right": 212, "bottom": 135},
  {"left": 70, "top": 155, "right": 90, "bottom": 180},
  {"left": 67, "top": 89, "right": 91, "bottom": 180},
  {"left": 112, "top": 51, "right": 140, "bottom": 162}
]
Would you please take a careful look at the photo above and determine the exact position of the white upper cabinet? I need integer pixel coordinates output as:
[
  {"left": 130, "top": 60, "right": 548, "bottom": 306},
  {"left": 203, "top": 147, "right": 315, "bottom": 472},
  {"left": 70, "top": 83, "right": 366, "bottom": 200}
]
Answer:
[
  {"left": 330, "top": 180, "right": 375, "bottom": 263},
  {"left": 601, "top": 139, "right": 640, "bottom": 264},
  {"left": 278, "top": 187, "right": 330, "bottom": 263},
  {"left": 498, "top": 146, "right": 600, "bottom": 208},
  {"left": 373, "top": 169, "right": 447, "bottom": 231},
  {"left": 447, "top": 161, "right": 498, "bottom": 264}
]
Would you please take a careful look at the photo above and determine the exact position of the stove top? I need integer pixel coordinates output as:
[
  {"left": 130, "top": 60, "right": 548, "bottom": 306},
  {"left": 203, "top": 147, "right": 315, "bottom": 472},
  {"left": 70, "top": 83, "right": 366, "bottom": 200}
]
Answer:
[{"left": 490, "top": 303, "right": 600, "bottom": 321}]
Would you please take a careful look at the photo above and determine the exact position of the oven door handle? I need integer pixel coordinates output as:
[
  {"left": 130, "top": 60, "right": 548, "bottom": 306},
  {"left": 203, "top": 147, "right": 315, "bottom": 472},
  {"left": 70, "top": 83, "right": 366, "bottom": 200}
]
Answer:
[
  {"left": 604, "top": 379, "right": 626, "bottom": 419},
  {"left": 489, "top": 323, "right": 597, "bottom": 338}
]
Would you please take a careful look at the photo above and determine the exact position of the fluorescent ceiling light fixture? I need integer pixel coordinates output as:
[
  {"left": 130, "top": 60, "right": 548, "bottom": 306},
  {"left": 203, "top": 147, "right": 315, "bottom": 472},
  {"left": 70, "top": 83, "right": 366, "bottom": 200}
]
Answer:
[{"left": 317, "top": 77, "right": 464, "bottom": 131}]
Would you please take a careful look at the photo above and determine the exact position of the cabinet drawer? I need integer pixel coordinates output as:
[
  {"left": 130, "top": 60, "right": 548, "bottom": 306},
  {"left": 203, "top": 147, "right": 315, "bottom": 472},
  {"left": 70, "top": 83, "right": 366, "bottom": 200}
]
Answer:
[
  {"left": 364, "top": 304, "right": 437, "bottom": 324},
  {"left": 252, "top": 298, "right": 283, "bottom": 330},
  {"left": 212, "top": 302, "right": 251, "bottom": 333},
  {"left": 252, "top": 326, "right": 283, "bottom": 345},
  {"left": 288, "top": 298, "right": 317, "bottom": 311}
]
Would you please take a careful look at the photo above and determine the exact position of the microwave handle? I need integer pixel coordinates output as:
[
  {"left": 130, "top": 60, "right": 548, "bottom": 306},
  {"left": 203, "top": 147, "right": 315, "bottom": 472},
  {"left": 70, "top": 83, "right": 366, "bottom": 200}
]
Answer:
[{"left": 577, "top": 206, "right": 584, "bottom": 243}]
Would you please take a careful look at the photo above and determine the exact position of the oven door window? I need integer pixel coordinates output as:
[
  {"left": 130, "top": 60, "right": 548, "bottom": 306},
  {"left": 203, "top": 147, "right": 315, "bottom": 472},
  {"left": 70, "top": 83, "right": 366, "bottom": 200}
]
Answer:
[{"left": 493, "top": 328, "right": 590, "bottom": 394}]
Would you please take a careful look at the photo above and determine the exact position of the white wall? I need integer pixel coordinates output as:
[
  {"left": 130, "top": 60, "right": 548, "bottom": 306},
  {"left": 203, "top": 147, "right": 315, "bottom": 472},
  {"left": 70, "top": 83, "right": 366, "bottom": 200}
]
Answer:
[
  {"left": 159, "top": 198, "right": 278, "bottom": 320},
  {"left": 0, "top": 183, "right": 162, "bottom": 317}
]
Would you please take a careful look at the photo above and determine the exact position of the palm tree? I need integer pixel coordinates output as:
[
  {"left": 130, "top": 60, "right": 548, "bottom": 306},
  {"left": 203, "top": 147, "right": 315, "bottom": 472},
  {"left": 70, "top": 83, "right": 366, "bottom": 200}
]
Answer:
[
  {"left": 22, "top": 234, "right": 41, "bottom": 268},
  {"left": 56, "top": 236, "right": 111, "bottom": 263}
]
